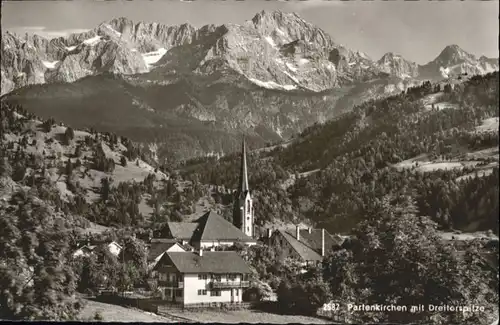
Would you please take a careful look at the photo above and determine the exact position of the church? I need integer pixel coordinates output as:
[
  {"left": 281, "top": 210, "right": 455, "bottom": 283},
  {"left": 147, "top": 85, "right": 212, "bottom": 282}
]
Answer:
[{"left": 155, "top": 138, "right": 257, "bottom": 249}]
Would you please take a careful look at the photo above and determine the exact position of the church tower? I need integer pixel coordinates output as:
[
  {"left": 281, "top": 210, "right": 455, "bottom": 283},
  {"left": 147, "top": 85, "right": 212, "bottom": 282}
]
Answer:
[{"left": 233, "top": 138, "right": 254, "bottom": 238}]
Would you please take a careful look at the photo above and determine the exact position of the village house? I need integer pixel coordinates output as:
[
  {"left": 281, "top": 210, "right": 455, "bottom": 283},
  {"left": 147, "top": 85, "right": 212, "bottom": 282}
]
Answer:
[
  {"left": 72, "top": 240, "right": 122, "bottom": 258},
  {"left": 152, "top": 250, "right": 252, "bottom": 307},
  {"left": 147, "top": 238, "right": 188, "bottom": 270},
  {"left": 267, "top": 226, "right": 344, "bottom": 266}
]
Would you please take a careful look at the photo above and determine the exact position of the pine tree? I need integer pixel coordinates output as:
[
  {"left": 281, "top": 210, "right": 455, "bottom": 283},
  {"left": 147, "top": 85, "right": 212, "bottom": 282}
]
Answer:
[{"left": 64, "top": 127, "right": 75, "bottom": 144}]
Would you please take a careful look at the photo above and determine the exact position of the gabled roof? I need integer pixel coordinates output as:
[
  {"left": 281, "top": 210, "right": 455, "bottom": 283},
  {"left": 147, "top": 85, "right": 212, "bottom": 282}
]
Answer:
[
  {"left": 166, "top": 222, "right": 198, "bottom": 240},
  {"left": 279, "top": 230, "right": 322, "bottom": 262},
  {"left": 297, "top": 229, "right": 344, "bottom": 253},
  {"left": 155, "top": 251, "right": 252, "bottom": 274},
  {"left": 276, "top": 228, "right": 343, "bottom": 262},
  {"left": 147, "top": 242, "right": 179, "bottom": 262},
  {"left": 191, "top": 211, "right": 256, "bottom": 242}
]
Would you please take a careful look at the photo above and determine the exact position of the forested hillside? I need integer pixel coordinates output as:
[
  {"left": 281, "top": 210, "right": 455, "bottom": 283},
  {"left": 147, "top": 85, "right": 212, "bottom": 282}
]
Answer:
[
  {"left": 0, "top": 71, "right": 498, "bottom": 322},
  {"left": 180, "top": 72, "right": 499, "bottom": 235},
  {"left": 0, "top": 102, "right": 199, "bottom": 320}
]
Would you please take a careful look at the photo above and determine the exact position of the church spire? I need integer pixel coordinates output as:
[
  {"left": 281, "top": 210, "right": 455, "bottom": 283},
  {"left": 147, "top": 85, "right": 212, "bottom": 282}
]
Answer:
[
  {"left": 233, "top": 136, "right": 253, "bottom": 238},
  {"left": 239, "top": 137, "right": 249, "bottom": 193}
]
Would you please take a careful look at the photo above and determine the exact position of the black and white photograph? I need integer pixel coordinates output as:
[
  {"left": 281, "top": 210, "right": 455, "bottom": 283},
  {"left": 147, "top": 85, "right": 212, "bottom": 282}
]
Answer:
[{"left": 0, "top": 0, "right": 498, "bottom": 324}]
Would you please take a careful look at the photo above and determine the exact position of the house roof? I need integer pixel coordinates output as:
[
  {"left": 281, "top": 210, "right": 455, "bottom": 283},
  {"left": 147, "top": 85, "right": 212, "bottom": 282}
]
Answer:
[
  {"left": 147, "top": 242, "right": 179, "bottom": 262},
  {"left": 191, "top": 211, "right": 256, "bottom": 242},
  {"left": 155, "top": 251, "right": 252, "bottom": 274},
  {"left": 277, "top": 228, "right": 343, "bottom": 262},
  {"left": 150, "top": 238, "right": 178, "bottom": 243},
  {"left": 166, "top": 222, "right": 198, "bottom": 240},
  {"left": 279, "top": 230, "right": 323, "bottom": 262}
]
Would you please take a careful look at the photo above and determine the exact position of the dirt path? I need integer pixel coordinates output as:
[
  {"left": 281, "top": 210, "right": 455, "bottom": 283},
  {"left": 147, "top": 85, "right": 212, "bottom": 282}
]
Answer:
[{"left": 79, "top": 299, "right": 178, "bottom": 322}]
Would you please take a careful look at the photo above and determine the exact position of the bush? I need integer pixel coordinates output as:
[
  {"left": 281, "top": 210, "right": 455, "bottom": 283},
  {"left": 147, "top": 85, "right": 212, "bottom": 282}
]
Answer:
[{"left": 94, "top": 311, "right": 104, "bottom": 321}]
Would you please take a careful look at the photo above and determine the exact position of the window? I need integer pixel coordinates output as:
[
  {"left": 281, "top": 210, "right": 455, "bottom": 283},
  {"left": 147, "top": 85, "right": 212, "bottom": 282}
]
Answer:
[
  {"left": 247, "top": 227, "right": 249, "bottom": 232},
  {"left": 210, "top": 290, "right": 221, "bottom": 297},
  {"left": 247, "top": 203, "right": 250, "bottom": 213},
  {"left": 235, "top": 289, "right": 239, "bottom": 296},
  {"left": 198, "top": 274, "right": 208, "bottom": 280},
  {"left": 227, "top": 274, "right": 236, "bottom": 281},
  {"left": 176, "top": 290, "right": 183, "bottom": 297},
  {"left": 197, "top": 289, "right": 207, "bottom": 296},
  {"left": 214, "top": 275, "right": 221, "bottom": 282}
]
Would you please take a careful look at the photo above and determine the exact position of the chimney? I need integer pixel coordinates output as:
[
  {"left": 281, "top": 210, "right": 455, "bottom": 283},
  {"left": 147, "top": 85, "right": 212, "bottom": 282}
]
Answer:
[
  {"left": 267, "top": 228, "right": 273, "bottom": 238},
  {"left": 321, "top": 229, "right": 325, "bottom": 257},
  {"left": 308, "top": 227, "right": 312, "bottom": 234},
  {"left": 296, "top": 225, "right": 300, "bottom": 241},
  {"left": 199, "top": 248, "right": 203, "bottom": 257}
]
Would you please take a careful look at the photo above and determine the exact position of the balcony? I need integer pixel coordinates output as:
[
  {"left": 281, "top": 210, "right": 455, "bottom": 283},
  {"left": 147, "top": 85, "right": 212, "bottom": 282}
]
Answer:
[
  {"left": 158, "top": 281, "right": 184, "bottom": 288},
  {"left": 209, "top": 281, "right": 250, "bottom": 289}
]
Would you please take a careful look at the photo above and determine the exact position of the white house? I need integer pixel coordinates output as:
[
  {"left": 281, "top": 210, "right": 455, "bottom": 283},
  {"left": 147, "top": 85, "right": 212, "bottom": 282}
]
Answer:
[
  {"left": 72, "top": 241, "right": 123, "bottom": 258},
  {"left": 152, "top": 250, "right": 252, "bottom": 307}
]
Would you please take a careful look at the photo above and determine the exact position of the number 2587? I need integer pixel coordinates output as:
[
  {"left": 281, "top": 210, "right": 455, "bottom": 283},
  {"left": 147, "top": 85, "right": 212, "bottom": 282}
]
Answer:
[{"left": 323, "top": 303, "right": 340, "bottom": 311}]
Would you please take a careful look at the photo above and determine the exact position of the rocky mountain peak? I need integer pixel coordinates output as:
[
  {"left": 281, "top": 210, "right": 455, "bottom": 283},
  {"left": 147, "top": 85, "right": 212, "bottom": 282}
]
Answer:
[
  {"left": 107, "top": 17, "right": 135, "bottom": 33},
  {"left": 379, "top": 52, "right": 401, "bottom": 61},
  {"left": 417, "top": 44, "right": 498, "bottom": 80},
  {"left": 251, "top": 10, "right": 304, "bottom": 25},
  {"left": 434, "top": 44, "right": 476, "bottom": 66},
  {"left": 377, "top": 52, "right": 418, "bottom": 79},
  {"left": 249, "top": 9, "right": 331, "bottom": 49}
]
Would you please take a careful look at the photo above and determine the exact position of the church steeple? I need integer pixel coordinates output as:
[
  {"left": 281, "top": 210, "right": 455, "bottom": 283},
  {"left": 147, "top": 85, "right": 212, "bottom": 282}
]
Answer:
[
  {"left": 233, "top": 137, "right": 254, "bottom": 238},
  {"left": 239, "top": 137, "right": 249, "bottom": 193}
]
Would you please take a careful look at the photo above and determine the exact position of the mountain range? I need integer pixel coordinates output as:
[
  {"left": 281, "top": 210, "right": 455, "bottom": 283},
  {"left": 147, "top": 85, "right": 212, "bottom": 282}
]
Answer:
[{"left": 1, "top": 11, "right": 498, "bottom": 161}]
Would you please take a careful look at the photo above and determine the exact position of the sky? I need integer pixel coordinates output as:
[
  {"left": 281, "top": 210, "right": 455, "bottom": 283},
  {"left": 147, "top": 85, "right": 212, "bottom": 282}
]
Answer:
[{"left": 2, "top": 0, "right": 498, "bottom": 64}]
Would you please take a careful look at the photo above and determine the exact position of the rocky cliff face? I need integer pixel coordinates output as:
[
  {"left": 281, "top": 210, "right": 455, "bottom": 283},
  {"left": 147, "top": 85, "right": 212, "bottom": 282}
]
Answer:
[
  {"left": 377, "top": 52, "right": 419, "bottom": 79},
  {"left": 154, "top": 11, "right": 387, "bottom": 92},
  {"left": 1, "top": 11, "right": 396, "bottom": 95},
  {"left": 418, "top": 44, "right": 499, "bottom": 79},
  {"left": 2, "top": 12, "right": 497, "bottom": 96}
]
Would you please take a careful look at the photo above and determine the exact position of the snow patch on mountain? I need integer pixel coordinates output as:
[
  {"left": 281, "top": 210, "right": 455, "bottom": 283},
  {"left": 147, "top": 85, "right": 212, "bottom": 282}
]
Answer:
[
  {"left": 439, "top": 66, "right": 450, "bottom": 78},
  {"left": 282, "top": 70, "right": 300, "bottom": 84},
  {"left": 325, "top": 62, "right": 336, "bottom": 71},
  {"left": 42, "top": 60, "right": 59, "bottom": 69},
  {"left": 248, "top": 77, "right": 297, "bottom": 90},
  {"left": 103, "top": 23, "right": 122, "bottom": 37},
  {"left": 82, "top": 35, "right": 102, "bottom": 46},
  {"left": 286, "top": 62, "right": 298, "bottom": 72},
  {"left": 142, "top": 48, "right": 167, "bottom": 68},
  {"left": 264, "top": 36, "right": 276, "bottom": 47}
]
